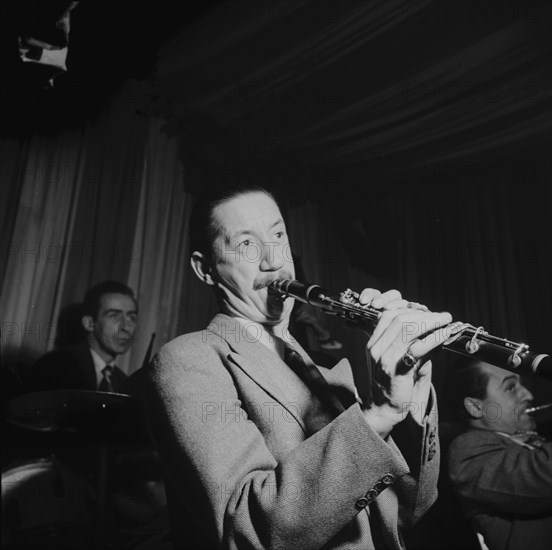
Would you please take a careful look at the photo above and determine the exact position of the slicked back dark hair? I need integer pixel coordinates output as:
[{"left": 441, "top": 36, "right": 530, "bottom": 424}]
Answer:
[
  {"left": 445, "top": 355, "right": 490, "bottom": 422},
  {"left": 189, "top": 185, "right": 277, "bottom": 260},
  {"left": 82, "top": 280, "right": 137, "bottom": 320}
]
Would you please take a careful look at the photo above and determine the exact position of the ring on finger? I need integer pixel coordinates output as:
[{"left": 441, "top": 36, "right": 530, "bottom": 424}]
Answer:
[{"left": 402, "top": 344, "right": 420, "bottom": 368}]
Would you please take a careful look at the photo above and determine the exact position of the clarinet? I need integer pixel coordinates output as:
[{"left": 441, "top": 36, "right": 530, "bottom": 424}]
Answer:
[{"left": 269, "top": 279, "right": 552, "bottom": 380}]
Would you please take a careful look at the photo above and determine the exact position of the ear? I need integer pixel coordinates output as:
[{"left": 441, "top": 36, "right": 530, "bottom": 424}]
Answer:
[
  {"left": 191, "top": 252, "right": 216, "bottom": 286},
  {"left": 464, "top": 396, "right": 484, "bottom": 419},
  {"left": 81, "top": 315, "right": 95, "bottom": 333}
]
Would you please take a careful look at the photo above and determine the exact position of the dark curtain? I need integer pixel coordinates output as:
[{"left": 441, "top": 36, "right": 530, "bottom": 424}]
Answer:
[
  {"left": 0, "top": 82, "right": 193, "bottom": 377},
  {"left": 1, "top": 4, "right": 550, "bottom": 548},
  {"left": 148, "top": 0, "right": 552, "bottom": 399},
  {"left": 2, "top": 0, "right": 551, "bottom": 398}
]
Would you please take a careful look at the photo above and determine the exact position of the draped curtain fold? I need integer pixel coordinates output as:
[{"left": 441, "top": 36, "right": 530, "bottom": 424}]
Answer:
[
  {"left": 149, "top": 0, "right": 552, "bottom": 395},
  {"left": 0, "top": 82, "right": 195, "bottom": 373},
  {"left": 154, "top": 0, "right": 552, "bottom": 173}
]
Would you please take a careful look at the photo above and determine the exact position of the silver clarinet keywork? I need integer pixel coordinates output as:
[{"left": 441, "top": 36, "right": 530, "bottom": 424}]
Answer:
[{"left": 269, "top": 279, "right": 552, "bottom": 379}]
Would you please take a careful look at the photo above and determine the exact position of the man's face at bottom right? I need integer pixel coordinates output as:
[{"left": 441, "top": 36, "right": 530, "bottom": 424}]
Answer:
[{"left": 476, "top": 363, "right": 536, "bottom": 434}]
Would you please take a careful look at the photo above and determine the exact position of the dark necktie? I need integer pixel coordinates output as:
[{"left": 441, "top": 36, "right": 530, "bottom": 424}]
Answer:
[
  {"left": 283, "top": 344, "right": 344, "bottom": 431},
  {"left": 99, "top": 364, "right": 115, "bottom": 392}
]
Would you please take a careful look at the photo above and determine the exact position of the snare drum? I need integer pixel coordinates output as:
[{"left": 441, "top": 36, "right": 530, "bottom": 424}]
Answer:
[{"left": 2, "top": 457, "right": 96, "bottom": 549}]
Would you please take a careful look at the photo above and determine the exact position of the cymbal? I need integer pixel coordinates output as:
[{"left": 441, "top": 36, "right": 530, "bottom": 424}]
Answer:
[{"left": 5, "top": 390, "right": 143, "bottom": 435}]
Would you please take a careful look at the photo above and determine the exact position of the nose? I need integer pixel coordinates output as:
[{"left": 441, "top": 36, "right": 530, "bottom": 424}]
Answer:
[
  {"left": 121, "top": 315, "right": 137, "bottom": 335},
  {"left": 520, "top": 384, "right": 534, "bottom": 402},
  {"left": 259, "top": 241, "right": 285, "bottom": 271}
]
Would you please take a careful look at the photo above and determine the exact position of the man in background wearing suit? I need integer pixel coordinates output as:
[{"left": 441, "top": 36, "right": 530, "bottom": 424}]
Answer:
[
  {"left": 144, "top": 186, "right": 457, "bottom": 550},
  {"left": 447, "top": 359, "right": 552, "bottom": 550},
  {"left": 28, "top": 283, "right": 173, "bottom": 547},
  {"left": 32, "top": 280, "right": 138, "bottom": 393}
]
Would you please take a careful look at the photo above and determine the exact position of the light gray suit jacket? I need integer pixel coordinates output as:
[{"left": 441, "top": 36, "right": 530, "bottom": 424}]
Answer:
[{"left": 143, "top": 314, "right": 439, "bottom": 550}]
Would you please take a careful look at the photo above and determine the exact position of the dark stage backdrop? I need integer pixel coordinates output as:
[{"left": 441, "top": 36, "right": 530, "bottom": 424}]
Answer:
[{"left": 2, "top": 0, "right": 551, "bottom": 406}]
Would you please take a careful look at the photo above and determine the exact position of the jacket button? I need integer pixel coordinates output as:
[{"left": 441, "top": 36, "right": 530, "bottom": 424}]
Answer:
[
  {"left": 382, "top": 474, "right": 394, "bottom": 485},
  {"left": 366, "top": 489, "right": 378, "bottom": 501},
  {"left": 355, "top": 497, "right": 369, "bottom": 510}
]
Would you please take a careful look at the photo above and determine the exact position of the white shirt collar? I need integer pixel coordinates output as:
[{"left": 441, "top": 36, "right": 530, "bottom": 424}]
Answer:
[{"left": 494, "top": 430, "right": 545, "bottom": 450}]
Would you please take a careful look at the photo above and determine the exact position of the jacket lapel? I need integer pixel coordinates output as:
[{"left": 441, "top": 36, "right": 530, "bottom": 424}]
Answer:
[
  {"left": 75, "top": 341, "right": 99, "bottom": 389},
  {"left": 206, "top": 314, "right": 308, "bottom": 432}
]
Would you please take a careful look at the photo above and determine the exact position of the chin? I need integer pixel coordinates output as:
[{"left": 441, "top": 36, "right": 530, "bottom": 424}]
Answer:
[{"left": 518, "top": 418, "right": 537, "bottom": 432}]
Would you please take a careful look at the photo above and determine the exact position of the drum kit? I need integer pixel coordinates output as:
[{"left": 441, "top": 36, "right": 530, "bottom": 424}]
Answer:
[{"left": 2, "top": 390, "right": 166, "bottom": 550}]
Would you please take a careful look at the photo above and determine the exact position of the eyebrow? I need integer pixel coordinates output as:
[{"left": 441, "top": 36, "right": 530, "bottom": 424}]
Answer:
[
  {"left": 103, "top": 308, "right": 138, "bottom": 315},
  {"left": 228, "top": 218, "right": 285, "bottom": 242},
  {"left": 499, "top": 375, "right": 519, "bottom": 387}
]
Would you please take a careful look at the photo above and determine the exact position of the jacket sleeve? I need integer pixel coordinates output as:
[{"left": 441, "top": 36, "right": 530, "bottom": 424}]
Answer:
[
  {"left": 388, "top": 386, "right": 440, "bottom": 528},
  {"left": 322, "top": 354, "right": 440, "bottom": 530},
  {"left": 31, "top": 350, "right": 77, "bottom": 390},
  {"left": 448, "top": 430, "right": 552, "bottom": 515},
  {"left": 144, "top": 335, "right": 431, "bottom": 550}
]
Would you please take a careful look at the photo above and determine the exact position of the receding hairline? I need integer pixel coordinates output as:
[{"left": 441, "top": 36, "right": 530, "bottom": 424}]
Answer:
[
  {"left": 478, "top": 362, "right": 520, "bottom": 385},
  {"left": 189, "top": 186, "right": 281, "bottom": 259},
  {"left": 209, "top": 189, "right": 280, "bottom": 245},
  {"left": 82, "top": 280, "right": 137, "bottom": 319},
  {"left": 456, "top": 359, "right": 489, "bottom": 384},
  {"left": 98, "top": 292, "right": 139, "bottom": 313},
  {"left": 213, "top": 188, "right": 277, "bottom": 214}
]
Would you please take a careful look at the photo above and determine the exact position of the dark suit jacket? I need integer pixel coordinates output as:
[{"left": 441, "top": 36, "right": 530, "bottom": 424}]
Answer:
[
  {"left": 144, "top": 314, "right": 440, "bottom": 550},
  {"left": 31, "top": 340, "right": 128, "bottom": 393},
  {"left": 448, "top": 428, "right": 552, "bottom": 550}
]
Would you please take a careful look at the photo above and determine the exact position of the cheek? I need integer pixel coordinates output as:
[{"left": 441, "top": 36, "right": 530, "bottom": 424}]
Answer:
[
  {"left": 216, "top": 265, "right": 254, "bottom": 295},
  {"left": 221, "top": 256, "right": 257, "bottom": 279},
  {"left": 100, "top": 321, "right": 118, "bottom": 338},
  {"left": 507, "top": 397, "right": 522, "bottom": 420},
  {"left": 281, "top": 243, "right": 293, "bottom": 263}
]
